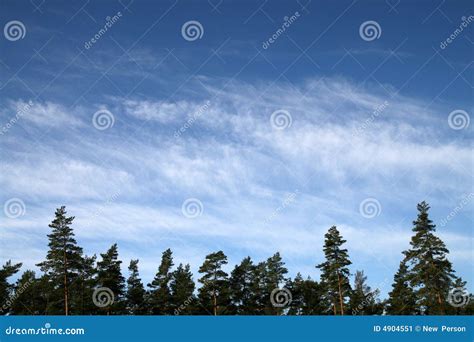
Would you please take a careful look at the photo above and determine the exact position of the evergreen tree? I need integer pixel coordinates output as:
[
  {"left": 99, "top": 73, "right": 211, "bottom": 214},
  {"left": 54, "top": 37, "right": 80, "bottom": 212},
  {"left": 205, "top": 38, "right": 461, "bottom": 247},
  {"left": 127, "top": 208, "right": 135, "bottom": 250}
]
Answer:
[
  {"left": 97, "top": 243, "right": 126, "bottom": 314},
  {"left": 170, "top": 263, "right": 196, "bottom": 315},
  {"left": 349, "top": 270, "right": 383, "bottom": 315},
  {"left": 229, "top": 257, "right": 255, "bottom": 314},
  {"left": 37, "top": 206, "right": 83, "bottom": 315},
  {"left": 126, "top": 259, "right": 146, "bottom": 315},
  {"left": 263, "top": 252, "right": 288, "bottom": 315},
  {"left": 403, "top": 201, "right": 456, "bottom": 314},
  {"left": 148, "top": 249, "right": 174, "bottom": 315},
  {"left": 198, "top": 251, "right": 229, "bottom": 315},
  {"left": 386, "top": 260, "right": 417, "bottom": 315},
  {"left": 9, "top": 270, "right": 47, "bottom": 315},
  {"left": 287, "top": 274, "right": 325, "bottom": 315},
  {"left": 317, "top": 226, "right": 352, "bottom": 315},
  {"left": 74, "top": 255, "right": 97, "bottom": 314},
  {"left": 248, "top": 261, "right": 267, "bottom": 315},
  {"left": 0, "top": 260, "right": 22, "bottom": 315}
]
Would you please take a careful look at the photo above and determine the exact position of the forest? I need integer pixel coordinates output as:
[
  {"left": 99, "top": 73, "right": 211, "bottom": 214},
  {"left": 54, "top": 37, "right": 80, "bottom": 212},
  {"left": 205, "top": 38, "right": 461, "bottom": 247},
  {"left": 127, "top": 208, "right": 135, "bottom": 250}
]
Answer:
[{"left": 1, "top": 201, "right": 472, "bottom": 316}]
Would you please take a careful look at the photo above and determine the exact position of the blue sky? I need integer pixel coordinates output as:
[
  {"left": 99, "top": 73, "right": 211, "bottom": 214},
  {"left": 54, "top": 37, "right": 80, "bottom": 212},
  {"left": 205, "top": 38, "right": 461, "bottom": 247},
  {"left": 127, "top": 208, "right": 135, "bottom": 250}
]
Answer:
[{"left": 0, "top": 0, "right": 473, "bottom": 297}]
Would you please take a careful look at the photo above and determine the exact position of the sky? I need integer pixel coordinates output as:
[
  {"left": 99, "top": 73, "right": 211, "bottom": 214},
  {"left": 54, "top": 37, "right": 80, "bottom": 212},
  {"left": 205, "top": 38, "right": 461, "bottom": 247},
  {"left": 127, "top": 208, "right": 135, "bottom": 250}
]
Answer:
[{"left": 0, "top": 0, "right": 473, "bottom": 297}]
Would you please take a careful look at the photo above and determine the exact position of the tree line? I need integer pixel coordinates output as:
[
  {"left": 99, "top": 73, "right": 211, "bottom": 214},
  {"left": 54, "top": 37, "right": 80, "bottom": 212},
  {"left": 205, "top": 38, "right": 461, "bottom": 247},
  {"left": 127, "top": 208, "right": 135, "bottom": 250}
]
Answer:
[{"left": 1, "top": 201, "right": 472, "bottom": 315}]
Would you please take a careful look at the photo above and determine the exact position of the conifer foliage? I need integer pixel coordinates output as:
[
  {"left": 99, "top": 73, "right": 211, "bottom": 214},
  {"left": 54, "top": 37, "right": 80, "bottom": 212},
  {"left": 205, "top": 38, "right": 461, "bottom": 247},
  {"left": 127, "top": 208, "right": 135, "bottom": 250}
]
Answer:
[{"left": 2, "top": 203, "right": 472, "bottom": 316}]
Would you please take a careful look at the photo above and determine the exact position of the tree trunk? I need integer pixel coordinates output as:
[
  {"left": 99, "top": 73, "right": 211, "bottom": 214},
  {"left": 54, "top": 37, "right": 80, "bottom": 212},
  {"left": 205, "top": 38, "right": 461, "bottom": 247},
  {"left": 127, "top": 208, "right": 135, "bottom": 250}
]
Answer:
[
  {"left": 337, "top": 272, "right": 345, "bottom": 315},
  {"left": 63, "top": 250, "right": 69, "bottom": 316}
]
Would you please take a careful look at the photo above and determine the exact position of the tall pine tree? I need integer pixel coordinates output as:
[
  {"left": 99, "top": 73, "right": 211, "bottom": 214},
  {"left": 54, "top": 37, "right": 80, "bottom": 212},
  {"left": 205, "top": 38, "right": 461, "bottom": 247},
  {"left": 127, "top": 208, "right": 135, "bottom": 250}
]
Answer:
[
  {"left": 386, "top": 260, "right": 417, "bottom": 315},
  {"left": 403, "top": 201, "right": 456, "bottom": 314},
  {"left": 148, "top": 248, "right": 174, "bottom": 315},
  {"left": 198, "top": 251, "right": 229, "bottom": 315},
  {"left": 170, "top": 263, "right": 196, "bottom": 315},
  {"left": 229, "top": 257, "right": 255, "bottom": 314},
  {"left": 317, "top": 226, "right": 352, "bottom": 315},
  {"left": 37, "top": 206, "right": 83, "bottom": 315},
  {"left": 97, "top": 243, "right": 126, "bottom": 314},
  {"left": 126, "top": 259, "right": 146, "bottom": 315}
]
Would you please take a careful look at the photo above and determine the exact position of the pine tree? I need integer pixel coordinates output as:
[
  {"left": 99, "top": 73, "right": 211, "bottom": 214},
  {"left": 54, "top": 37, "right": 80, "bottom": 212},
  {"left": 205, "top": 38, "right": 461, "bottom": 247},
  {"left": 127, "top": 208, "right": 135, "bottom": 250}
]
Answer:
[
  {"left": 74, "top": 255, "right": 97, "bottom": 314},
  {"left": 263, "top": 252, "right": 288, "bottom": 315},
  {"left": 9, "top": 270, "right": 46, "bottom": 315},
  {"left": 0, "top": 260, "right": 22, "bottom": 315},
  {"left": 386, "top": 260, "right": 417, "bottom": 315},
  {"left": 249, "top": 261, "right": 267, "bottom": 315},
  {"left": 286, "top": 274, "right": 325, "bottom": 315},
  {"left": 229, "top": 257, "right": 255, "bottom": 314},
  {"left": 148, "top": 248, "right": 174, "bottom": 315},
  {"left": 126, "top": 259, "right": 146, "bottom": 315},
  {"left": 170, "top": 263, "right": 195, "bottom": 315},
  {"left": 37, "top": 206, "right": 83, "bottom": 315},
  {"left": 198, "top": 251, "right": 229, "bottom": 315},
  {"left": 317, "top": 226, "right": 352, "bottom": 315},
  {"left": 97, "top": 243, "right": 126, "bottom": 314},
  {"left": 349, "top": 270, "right": 382, "bottom": 315},
  {"left": 403, "top": 201, "right": 456, "bottom": 314}
]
